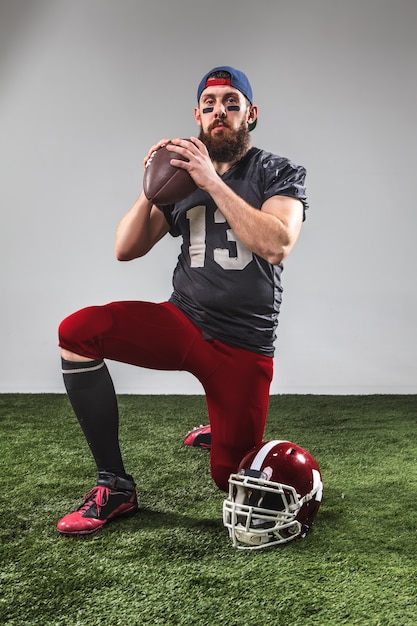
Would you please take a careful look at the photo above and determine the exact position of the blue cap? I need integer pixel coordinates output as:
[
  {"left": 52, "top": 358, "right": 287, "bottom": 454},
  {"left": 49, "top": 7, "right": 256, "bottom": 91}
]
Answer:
[{"left": 197, "top": 66, "right": 257, "bottom": 131}]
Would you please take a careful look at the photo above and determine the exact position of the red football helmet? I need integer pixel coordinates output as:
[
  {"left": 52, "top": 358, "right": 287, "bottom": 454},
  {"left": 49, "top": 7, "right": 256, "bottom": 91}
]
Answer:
[{"left": 223, "top": 440, "right": 323, "bottom": 550}]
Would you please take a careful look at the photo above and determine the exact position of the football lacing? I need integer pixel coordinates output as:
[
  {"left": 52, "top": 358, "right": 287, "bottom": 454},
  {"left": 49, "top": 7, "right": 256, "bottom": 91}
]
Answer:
[{"left": 77, "top": 486, "right": 109, "bottom": 516}]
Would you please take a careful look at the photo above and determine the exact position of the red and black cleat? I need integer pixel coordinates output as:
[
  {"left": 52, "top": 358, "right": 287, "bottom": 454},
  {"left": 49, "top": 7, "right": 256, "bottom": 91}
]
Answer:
[
  {"left": 57, "top": 472, "right": 138, "bottom": 536},
  {"left": 183, "top": 425, "right": 212, "bottom": 450}
]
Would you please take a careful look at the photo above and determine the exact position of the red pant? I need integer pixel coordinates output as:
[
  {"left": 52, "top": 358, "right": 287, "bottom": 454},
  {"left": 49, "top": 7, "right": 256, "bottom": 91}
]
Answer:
[{"left": 59, "top": 301, "right": 273, "bottom": 491}]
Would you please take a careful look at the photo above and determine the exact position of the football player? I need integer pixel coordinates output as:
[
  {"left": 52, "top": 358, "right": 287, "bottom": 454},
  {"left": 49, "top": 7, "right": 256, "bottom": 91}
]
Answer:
[{"left": 56, "top": 66, "right": 308, "bottom": 536}]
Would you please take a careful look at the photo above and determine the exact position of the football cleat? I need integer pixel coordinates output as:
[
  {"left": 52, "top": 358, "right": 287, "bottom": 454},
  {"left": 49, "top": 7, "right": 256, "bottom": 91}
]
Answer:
[
  {"left": 57, "top": 472, "right": 138, "bottom": 536},
  {"left": 183, "top": 424, "right": 211, "bottom": 449}
]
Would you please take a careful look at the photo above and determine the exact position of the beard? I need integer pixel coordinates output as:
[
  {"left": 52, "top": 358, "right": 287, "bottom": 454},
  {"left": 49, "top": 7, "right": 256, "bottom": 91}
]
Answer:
[{"left": 199, "top": 119, "right": 251, "bottom": 163}]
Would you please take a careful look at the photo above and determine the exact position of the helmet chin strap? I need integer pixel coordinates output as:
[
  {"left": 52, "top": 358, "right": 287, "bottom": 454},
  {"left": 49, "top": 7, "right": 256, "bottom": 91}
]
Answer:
[
  {"left": 298, "top": 469, "right": 324, "bottom": 507},
  {"left": 232, "top": 519, "right": 303, "bottom": 550}
]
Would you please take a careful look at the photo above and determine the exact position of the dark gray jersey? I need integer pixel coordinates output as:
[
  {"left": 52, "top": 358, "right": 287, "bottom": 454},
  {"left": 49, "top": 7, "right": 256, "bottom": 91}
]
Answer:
[{"left": 158, "top": 147, "right": 308, "bottom": 356}]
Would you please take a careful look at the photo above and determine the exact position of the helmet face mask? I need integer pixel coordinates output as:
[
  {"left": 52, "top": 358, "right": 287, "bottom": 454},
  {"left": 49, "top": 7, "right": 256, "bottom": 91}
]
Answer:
[{"left": 223, "top": 441, "right": 323, "bottom": 550}]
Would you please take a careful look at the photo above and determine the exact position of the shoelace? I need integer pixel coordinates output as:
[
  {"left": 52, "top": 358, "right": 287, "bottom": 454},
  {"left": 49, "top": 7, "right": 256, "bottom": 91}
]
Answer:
[{"left": 77, "top": 486, "right": 109, "bottom": 516}]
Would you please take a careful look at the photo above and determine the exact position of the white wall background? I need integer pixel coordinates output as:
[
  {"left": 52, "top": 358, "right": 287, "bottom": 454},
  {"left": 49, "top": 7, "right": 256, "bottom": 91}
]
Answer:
[{"left": 1, "top": 0, "right": 416, "bottom": 394}]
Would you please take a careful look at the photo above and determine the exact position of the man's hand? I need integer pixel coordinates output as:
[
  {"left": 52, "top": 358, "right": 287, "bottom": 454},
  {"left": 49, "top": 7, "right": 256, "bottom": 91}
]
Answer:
[
  {"left": 143, "top": 138, "right": 172, "bottom": 169},
  {"left": 166, "top": 137, "right": 220, "bottom": 192}
]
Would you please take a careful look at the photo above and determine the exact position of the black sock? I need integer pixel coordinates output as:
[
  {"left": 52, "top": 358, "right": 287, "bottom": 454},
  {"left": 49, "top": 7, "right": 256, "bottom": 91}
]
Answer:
[{"left": 61, "top": 358, "right": 126, "bottom": 476}]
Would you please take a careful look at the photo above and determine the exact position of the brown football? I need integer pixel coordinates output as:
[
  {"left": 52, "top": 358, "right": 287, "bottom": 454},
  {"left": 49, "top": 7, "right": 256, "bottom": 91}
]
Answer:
[{"left": 143, "top": 142, "right": 197, "bottom": 205}]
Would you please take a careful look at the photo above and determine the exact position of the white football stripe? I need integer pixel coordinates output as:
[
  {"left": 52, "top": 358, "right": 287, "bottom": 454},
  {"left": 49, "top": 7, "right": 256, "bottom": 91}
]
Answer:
[
  {"left": 61, "top": 362, "right": 105, "bottom": 375},
  {"left": 250, "top": 440, "right": 287, "bottom": 470},
  {"left": 312, "top": 468, "right": 323, "bottom": 501}
]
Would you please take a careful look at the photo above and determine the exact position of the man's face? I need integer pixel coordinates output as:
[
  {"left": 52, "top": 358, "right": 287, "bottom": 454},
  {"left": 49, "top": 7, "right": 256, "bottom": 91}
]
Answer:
[{"left": 194, "top": 85, "right": 253, "bottom": 163}]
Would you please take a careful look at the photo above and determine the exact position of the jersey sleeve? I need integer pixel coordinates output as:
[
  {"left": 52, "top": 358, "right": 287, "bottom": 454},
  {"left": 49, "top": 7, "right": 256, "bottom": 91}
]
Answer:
[
  {"left": 155, "top": 203, "right": 181, "bottom": 237},
  {"left": 263, "top": 156, "right": 309, "bottom": 218}
]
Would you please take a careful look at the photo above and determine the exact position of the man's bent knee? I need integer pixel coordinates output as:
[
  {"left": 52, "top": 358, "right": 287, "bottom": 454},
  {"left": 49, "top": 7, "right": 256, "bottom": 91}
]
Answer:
[
  {"left": 58, "top": 307, "right": 103, "bottom": 361},
  {"left": 210, "top": 465, "right": 233, "bottom": 493}
]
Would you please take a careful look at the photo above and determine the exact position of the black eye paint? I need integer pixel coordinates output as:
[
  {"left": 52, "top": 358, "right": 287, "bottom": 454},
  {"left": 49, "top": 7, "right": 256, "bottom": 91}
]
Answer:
[{"left": 202, "top": 105, "right": 240, "bottom": 114}]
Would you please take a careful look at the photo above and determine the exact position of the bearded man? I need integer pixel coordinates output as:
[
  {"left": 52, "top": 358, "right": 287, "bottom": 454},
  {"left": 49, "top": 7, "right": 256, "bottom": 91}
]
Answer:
[{"left": 56, "top": 66, "right": 308, "bottom": 537}]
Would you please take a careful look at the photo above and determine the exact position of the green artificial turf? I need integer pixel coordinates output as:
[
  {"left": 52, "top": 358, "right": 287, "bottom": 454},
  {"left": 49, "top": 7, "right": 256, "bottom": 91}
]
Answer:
[{"left": 1, "top": 393, "right": 416, "bottom": 625}]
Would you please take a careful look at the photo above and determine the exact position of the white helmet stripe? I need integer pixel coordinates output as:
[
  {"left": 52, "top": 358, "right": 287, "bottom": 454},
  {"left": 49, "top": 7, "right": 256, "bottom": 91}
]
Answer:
[
  {"left": 250, "top": 440, "right": 288, "bottom": 471},
  {"left": 312, "top": 468, "right": 323, "bottom": 501}
]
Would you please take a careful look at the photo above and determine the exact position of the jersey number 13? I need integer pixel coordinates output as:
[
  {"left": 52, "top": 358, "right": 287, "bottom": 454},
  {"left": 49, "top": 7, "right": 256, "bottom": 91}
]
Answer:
[{"left": 187, "top": 205, "right": 253, "bottom": 271}]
